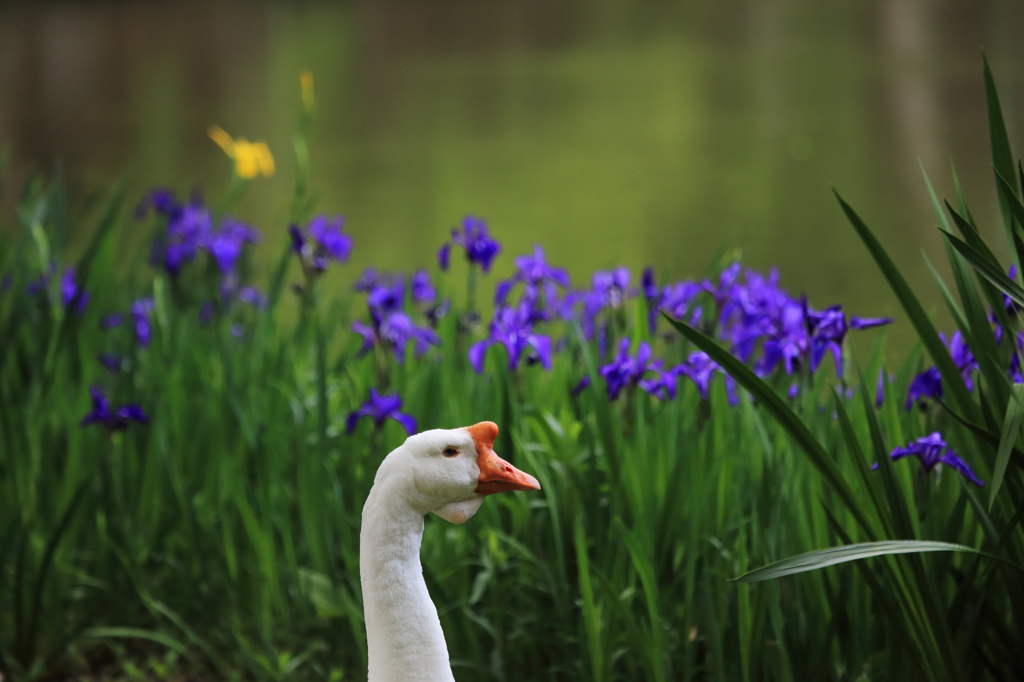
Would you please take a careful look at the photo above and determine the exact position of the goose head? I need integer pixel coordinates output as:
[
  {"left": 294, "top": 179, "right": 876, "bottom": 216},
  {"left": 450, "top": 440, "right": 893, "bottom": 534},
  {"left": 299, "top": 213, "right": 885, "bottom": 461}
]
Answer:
[{"left": 372, "top": 421, "right": 540, "bottom": 523}]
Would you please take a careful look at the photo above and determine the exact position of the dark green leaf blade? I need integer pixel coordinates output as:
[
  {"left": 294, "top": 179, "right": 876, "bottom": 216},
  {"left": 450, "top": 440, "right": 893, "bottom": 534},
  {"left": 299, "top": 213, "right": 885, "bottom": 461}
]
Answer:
[
  {"left": 835, "top": 190, "right": 979, "bottom": 422},
  {"left": 944, "top": 231, "right": 1024, "bottom": 308},
  {"left": 991, "top": 384, "right": 1024, "bottom": 510}
]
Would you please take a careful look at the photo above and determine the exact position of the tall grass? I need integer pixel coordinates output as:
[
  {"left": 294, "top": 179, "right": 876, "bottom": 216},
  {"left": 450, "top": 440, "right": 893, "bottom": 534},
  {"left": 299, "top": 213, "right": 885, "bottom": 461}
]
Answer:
[{"left": 0, "top": 61, "right": 1021, "bottom": 681}]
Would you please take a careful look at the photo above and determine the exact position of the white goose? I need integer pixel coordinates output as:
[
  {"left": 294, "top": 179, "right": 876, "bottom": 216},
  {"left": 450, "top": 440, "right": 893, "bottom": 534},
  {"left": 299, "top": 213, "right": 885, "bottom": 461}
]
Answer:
[{"left": 360, "top": 421, "right": 541, "bottom": 682}]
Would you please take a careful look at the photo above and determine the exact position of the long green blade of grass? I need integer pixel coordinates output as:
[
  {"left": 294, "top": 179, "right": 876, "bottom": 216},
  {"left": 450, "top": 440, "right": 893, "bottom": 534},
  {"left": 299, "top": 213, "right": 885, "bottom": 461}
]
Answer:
[
  {"left": 983, "top": 54, "right": 1020, "bottom": 256},
  {"left": 835, "top": 191, "right": 980, "bottom": 423},
  {"left": 990, "top": 384, "right": 1024, "bottom": 510},
  {"left": 944, "top": 232, "right": 1024, "bottom": 308}
]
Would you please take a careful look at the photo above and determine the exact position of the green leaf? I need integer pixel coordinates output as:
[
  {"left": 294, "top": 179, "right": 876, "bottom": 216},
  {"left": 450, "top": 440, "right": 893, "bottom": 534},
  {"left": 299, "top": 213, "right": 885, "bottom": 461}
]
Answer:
[
  {"left": 921, "top": 162, "right": 953, "bottom": 233},
  {"left": 990, "top": 384, "right": 1024, "bottom": 510},
  {"left": 995, "top": 170, "right": 1024, "bottom": 235},
  {"left": 734, "top": 541, "right": 1023, "bottom": 582},
  {"left": 944, "top": 232, "right": 1024, "bottom": 308},
  {"left": 832, "top": 393, "right": 892, "bottom": 538},
  {"left": 575, "top": 515, "right": 605, "bottom": 682},
  {"left": 923, "top": 252, "right": 969, "bottom": 334},
  {"left": 23, "top": 482, "right": 89, "bottom": 666},
  {"left": 854, "top": 363, "right": 916, "bottom": 539},
  {"left": 835, "top": 191, "right": 979, "bottom": 423},
  {"left": 663, "top": 314, "right": 876, "bottom": 538},
  {"left": 983, "top": 54, "right": 1019, "bottom": 247},
  {"left": 81, "top": 627, "right": 191, "bottom": 658}
]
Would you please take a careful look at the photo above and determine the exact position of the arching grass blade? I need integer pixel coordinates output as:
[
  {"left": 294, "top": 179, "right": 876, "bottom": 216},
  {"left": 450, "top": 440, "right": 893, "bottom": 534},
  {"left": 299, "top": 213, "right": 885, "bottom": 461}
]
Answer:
[
  {"left": 835, "top": 191, "right": 979, "bottom": 423},
  {"left": 733, "top": 541, "right": 1024, "bottom": 583}
]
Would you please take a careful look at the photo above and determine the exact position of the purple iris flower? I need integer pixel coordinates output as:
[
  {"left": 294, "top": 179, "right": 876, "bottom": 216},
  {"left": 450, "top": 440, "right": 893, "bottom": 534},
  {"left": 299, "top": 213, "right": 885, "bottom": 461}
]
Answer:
[
  {"left": 571, "top": 375, "right": 592, "bottom": 397},
  {"left": 659, "top": 281, "right": 703, "bottom": 322},
  {"left": 850, "top": 316, "right": 894, "bottom": 330},
  {"left": 379, "top": 312, "right": 441, "bottom": 363},
  {"left": 806, "top": 304, "right": 847, "bottom": 376},
  {"left": 804, "top": 304, "right": 893, "bottom": 378},
  {"left": 1011, "top": 353, "right": 1024, "bottom": 383},
  {"left": 411, "top": 270, "right": 436, "bottom": 304},
  {"left": 598, "top": 339, "right": 681, "bottom": 401},
  {"left": 495, "top": 246, "right": 571, "bottom": 307},
  {"left": 641, "top": 267, "right": 658, "bottom": 304},
  {"left": 366, "top": 275, "right": 406, "bottom": 321},
  {"left": 346, "top": 388, "right": 417, "bottom": 435},
  {"left": 756, "top": 300, "right": 808, "bottom": 376},
  {"left": 80, "top": 387, "right": 149, "bottom": 431},
  {"left": 906, "top": 366, "right": 942, "bottom": 410},
  {"left": 150, "top": 201, "right": 213, "bottom": 274},
  {"left": 351, "top": 314, "right": 440, "bottom": 364},
  {"left": 571, "top": 268, "right": 633, "bottom": 339},
  {"left": 702, "top": 262, "right": 742, "bottom": 308},
  {"left": 351, "top": 321, "right": 377, "bottom": 356},
  {"left": 438, "top": 215, "right": 501, "bottom": 273},
  {"left": 135, "top": 187, "right": 179, "bottom": 220},
  {"left": 292, "top": 216, "right": 353, "bottom": 274},
  {"left": 100, "top": 313, "right": 123, "bottom": 330},
  {"left": 205, "top": 218, "right": 260, "bottom": 273},
  {"left": 469, "top": 304, "right": 553, "bottom": 374},
  {"left": 130, "top": 297, "right": 154, "bottom": 348},
  {"left": 309, "top": 216, "right": 352, "bottom": 261},
  {"left": 875, "top": 367, "right": 886, "bottom": 408},
  {"left": 60, "top": 267, "right": 89, "bottom": 315},
  {"left": 942, "top": 331, "right": 978, "bottom": 390},
  {"left": 871, "top": 432, "right": 983, "bottom": 486},
  {"left": 678, "top": 350, "right": 738, "bottom": 405}
]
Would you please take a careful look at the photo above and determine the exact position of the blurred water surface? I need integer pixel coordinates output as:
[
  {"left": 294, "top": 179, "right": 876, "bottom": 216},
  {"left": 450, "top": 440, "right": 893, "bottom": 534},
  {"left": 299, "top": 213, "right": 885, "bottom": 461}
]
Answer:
[{"left": 1, "top": 0, "right": 1023, "bottom": 352}]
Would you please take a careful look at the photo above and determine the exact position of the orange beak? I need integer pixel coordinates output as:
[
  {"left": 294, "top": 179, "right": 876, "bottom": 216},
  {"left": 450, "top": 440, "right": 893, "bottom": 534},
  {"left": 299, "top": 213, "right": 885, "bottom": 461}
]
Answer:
[{"left": 467, "top": 421, "right": 541, "bottom": 495}]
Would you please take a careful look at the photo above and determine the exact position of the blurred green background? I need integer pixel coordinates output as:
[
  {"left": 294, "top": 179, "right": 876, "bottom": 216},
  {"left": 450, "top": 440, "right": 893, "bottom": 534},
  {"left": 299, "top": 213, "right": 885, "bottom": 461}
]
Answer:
[{"left": 1, "top": 0, "right": 1023, "bottom": 351}]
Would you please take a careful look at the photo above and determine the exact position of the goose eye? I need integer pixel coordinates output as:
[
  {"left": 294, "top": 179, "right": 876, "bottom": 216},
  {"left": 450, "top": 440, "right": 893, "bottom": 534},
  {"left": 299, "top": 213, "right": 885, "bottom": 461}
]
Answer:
[{"left": 443, "top": 447, "right": 459, "bottom": 458}]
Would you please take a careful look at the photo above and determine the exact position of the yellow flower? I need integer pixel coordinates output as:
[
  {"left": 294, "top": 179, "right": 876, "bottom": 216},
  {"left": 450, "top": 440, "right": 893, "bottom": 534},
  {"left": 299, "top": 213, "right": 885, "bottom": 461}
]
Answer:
[
  {"left": 207, "top": 125, "right": 275, "bottom": 180},
  {"left": 300, "top": 70, "right": 315, "bottom": 112}
]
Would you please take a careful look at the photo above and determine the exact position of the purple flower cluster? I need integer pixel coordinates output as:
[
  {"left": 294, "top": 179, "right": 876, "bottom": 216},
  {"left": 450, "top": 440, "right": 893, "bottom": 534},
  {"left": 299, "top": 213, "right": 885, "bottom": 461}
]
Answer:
[
  {"left": 597, "top": 340, "right": 676, "bottom": 401},
  {"left": 352, "top": 270, "right": 440, "bottom": 364},
  {"left": 470, "top": 303, "right": 553, "bottom": 373},
  {"left": 143, "top": 190, "right": 260, "bottom": 276},
  {"left": 495, "top": 246, "right": 571, "bottom": 308},
  {"left": 289, "top": 215, "right": 353, "bottom": 277},
  {"left": 471, "top": 246, "right": 569, "bottom": 374},
  {"left": 871, "top": 432, "right": 983, "bottom": 486},
  {"left": 640, "top": 264, "right": 892, "bottom": 380},
  {"left": 438, "top": 216, "right": 501, "bottom": 273}
]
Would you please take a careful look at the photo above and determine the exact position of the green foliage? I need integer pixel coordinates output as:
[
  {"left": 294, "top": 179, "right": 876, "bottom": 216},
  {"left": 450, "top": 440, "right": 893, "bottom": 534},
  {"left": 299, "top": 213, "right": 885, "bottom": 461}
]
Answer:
[{"left": 1, "top": 60, "right": 1023, "bottom": 682}]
